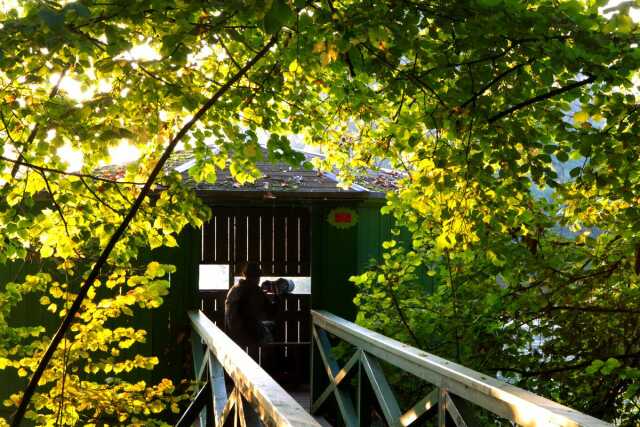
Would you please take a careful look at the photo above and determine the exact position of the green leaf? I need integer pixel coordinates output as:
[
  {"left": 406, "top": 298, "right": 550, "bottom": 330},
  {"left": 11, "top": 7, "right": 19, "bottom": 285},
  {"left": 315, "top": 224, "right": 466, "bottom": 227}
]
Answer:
[
  {"left": 555, "top": 151, "right": 569, "bottom": 162},
  {"left": 573, "top": 111, "right": 589, "bottom": 125},
  {"left": 38, "top": 9, "right": 65, "bottom": 32},
  {"left": 382, "top": 240, "right": 396, "bottom": 249},
  {"left": 63, "top": 2, "right": 90, "bottom": 17},
  {"left": 569, "top": 167, "right": 581, "bottom": 178},
  {"left": 617, "top": 14, "right": 634, "bottom": 33},
  {"left": 601, "top": 358, "right": 621, "bottom": 375},
  {"left": 40, "top": 245, "right": 54, "bottom": 258},
  {"left": 263, "top": 0, "right": 294, "bottom": 34},
  {"left": 586, "top": 360, "right": 604, "bottom": 375},
  {"left": 478, "top": 0, "right": 502, "bottom": 6}
]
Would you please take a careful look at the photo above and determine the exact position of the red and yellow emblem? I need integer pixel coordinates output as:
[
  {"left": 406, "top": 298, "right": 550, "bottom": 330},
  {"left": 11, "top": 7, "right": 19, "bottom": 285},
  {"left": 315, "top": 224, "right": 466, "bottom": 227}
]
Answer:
[{"left": 327, "top": 208, "right": 358, "bottom": 229}]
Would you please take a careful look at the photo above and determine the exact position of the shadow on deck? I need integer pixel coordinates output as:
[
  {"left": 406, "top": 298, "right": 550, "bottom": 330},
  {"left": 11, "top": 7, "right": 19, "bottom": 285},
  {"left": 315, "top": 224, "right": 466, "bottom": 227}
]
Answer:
[{"left": 285, "top": 385, "right": 333, "bottom": 427}]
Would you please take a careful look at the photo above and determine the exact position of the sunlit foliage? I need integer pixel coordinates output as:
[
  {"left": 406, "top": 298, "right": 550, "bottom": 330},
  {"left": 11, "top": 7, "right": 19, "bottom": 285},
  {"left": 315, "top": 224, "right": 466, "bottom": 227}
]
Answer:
[{"left": 1, "top": 0, "right": 639, "bottom": 424}]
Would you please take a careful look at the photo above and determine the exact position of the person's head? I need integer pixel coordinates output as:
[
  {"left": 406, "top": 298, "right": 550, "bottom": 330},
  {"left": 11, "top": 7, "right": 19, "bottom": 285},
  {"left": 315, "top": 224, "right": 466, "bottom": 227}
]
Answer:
[{"left": 240, "top": 261, "right": 261, "bottom": 284}]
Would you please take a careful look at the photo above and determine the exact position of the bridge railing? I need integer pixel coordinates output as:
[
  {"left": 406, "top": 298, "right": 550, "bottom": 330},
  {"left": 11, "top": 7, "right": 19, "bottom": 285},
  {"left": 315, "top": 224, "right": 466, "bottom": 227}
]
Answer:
[
  {"left": 310, "top": 310, "right": 611, "bottom": 427},
  {"left": 177, "top": 310, "right": 321, "bottom": 427}
]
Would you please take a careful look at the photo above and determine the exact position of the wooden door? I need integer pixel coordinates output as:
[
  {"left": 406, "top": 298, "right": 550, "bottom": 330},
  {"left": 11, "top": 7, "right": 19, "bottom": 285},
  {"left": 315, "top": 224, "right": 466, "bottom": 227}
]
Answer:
[{"left": 198, "top": 206, "right": 312, "bottom": 385}]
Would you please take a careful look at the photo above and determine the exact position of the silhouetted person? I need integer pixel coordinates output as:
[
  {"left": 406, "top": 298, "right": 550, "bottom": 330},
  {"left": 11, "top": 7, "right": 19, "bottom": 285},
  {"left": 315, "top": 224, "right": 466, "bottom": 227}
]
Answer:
[{"left": 224, "top": 262, "right": 278, "bottom": 348}]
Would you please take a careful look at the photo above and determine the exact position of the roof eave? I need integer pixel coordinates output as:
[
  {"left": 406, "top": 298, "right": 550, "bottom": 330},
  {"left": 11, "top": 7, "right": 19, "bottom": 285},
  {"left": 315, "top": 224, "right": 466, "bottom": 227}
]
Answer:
[{"left": 193, "top": 189, "right": 386, "bottom": 202}]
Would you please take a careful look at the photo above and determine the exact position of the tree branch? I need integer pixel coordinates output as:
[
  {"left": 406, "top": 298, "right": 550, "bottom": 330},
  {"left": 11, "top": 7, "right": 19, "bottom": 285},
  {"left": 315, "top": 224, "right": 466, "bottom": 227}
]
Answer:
[
  {"left": 460, "top": 58, "right": 535, "bottom": 110},
  {"left": 10, "top": 67, "right": 69, "bottom": 178},
  {"left": 41, "top": 170, "right": 69, "bottom": 231},
  {"left": 216, "top": 35, "right": 242, "bottom": 70},
  {"left": 0, "top": 110, "right": 19, "bottom": 145},
  {"left": 138, "top": 63, "right": 180, "bottom": 88},
  {"left": 490, "top": 351, "right": 640, "bottom": 377},
  {"left": 541, "top": 304, "right": 640, "bottom": 315},
  {"left": 361, "top": 44, "right": 448, "bottom": 108},
  {"left": 488, "top": 74, "right": 596, "bottom": 123},
  {"left": 386, "top": 280, "right": 423, "bottom": 348},
  {"left": 0, "top": 155, "right": 146, "bottom": 185},
  {"left": 10, "top": 32, "right": 279, "bottom": 427},
  {"left": 79, "top": 177, "right": 123, "bottom": 215}
]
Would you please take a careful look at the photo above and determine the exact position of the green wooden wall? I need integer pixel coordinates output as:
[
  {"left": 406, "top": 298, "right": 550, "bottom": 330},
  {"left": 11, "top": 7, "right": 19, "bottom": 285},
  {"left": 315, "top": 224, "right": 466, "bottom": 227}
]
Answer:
[
  {"left": 310, "top": 202, "right": 393, "bottom": 321},
  {"left": 356, "top": 203, "right": 396, "bottom": 272},
  {"left": 149, "top": 200, "right": 393, "bottom": 382},
  {"left": 0, "top": 261, "right": 50, "bottom": 420},
  {"left": 146, "top": 225, "right": 201, "bottom": 385},
  {"left": 0, "top": 198, "right": 394, "bottom": 419},
  {"left": 148, "top": 199, "right": 396, "bottom": 385}
]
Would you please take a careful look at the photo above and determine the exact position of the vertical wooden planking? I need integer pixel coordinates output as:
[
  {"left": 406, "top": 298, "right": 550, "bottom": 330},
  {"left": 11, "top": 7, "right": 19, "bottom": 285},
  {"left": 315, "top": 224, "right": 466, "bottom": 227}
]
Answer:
[
  {"left": 286, "top": 211, "right": 299, "bottom": 275},
  {"left": 299, "top": 209, "right": 311, "bottom": 276},
  {"left": 235, "top": 215, "right": 248, "bottom": 275},
  {"left": 197, "top": 206, "right": 314, "bottom": 387},
  {"left": 438, "top": 388, "right": 447, "bottom": 427},
  {"left": 273, "top": 297, "right": 287, "bottom": 343},
  {"left": 205, "top": 207, "right": 312, "bottom": 277},
  {"left": 216, "top": 292, "right": 226, "bottom": 326},
  {"left": 199, "top": 291, "right": 227, "bottom": 328},
  {"left": 322, "top": 206, "right": 359, "bottom": 320},
  {"left": 248, "top": 213, "right": 261, "bottom": 263},
  {"left": 228, "top": 214, "right": 235, "bottom": 272},
  {"left": 299, "top": 295, "right": 311, "bottom": 342},
  {"left": 261, "top": 212, "right": 274, "bottom": 276},
  {"left": 295, "top": 296, "right": 302, "bottom": 343},
  {"left": 215, "top": 213, "right": 230, "bottom": 264},
  {"left": 273, "top": 212, "right": 286, "bottom": 275},
  {"left": 202, "top": 217, "right": 215, "bottom": 263},
  {"left": 248, "top": 345, "right": 260, "bottom": 363}
]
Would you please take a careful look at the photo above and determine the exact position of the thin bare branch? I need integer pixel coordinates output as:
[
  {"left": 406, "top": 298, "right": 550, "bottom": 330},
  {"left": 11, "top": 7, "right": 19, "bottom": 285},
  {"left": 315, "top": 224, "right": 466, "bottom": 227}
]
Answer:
[
  {"left": 10, "top": 67, "right": 69, "bottom": 178},
  {"left": 10, "top": 32, "right": 279, "bottom": 427},
  {"left": 0, "top": 155, "right": 146, "bottom": 185},
  {"left": 488, "top": 74, "right": 596, "bottom": 123}
]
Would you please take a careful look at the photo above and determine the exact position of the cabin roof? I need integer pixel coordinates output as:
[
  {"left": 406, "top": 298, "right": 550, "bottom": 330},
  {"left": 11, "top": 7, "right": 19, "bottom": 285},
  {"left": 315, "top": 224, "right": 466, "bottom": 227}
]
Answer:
[{"left": 97, "top": 147, "right": 399, "bottom": 201}]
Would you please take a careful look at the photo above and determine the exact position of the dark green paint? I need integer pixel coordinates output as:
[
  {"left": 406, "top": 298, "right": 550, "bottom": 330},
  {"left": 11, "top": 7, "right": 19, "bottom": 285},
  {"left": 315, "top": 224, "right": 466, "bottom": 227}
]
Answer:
[{"left": 0, "top": 198, "right": 393, "bottom": 410}]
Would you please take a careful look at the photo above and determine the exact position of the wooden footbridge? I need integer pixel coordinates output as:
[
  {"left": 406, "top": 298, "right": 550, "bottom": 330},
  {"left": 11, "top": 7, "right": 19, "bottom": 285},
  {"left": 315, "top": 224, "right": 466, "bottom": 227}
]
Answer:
[{"left": 175, "top": 310, "right": 610, "bottom": 427}]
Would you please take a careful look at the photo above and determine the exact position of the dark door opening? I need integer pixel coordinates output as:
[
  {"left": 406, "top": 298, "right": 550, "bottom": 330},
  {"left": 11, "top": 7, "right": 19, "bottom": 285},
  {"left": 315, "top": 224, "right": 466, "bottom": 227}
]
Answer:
[{"left": 197, "top": 206, "right": 311, "bottom": 386}]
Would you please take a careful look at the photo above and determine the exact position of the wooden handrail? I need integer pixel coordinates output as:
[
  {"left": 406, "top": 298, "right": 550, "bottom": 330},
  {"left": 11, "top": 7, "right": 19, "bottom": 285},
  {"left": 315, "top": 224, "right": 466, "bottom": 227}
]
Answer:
[
  {"left": 311, "top": 310, "right": 611, "bottom": 427},
  {"left": 187, "top": 310, "right": 320, "bottom": 427}
]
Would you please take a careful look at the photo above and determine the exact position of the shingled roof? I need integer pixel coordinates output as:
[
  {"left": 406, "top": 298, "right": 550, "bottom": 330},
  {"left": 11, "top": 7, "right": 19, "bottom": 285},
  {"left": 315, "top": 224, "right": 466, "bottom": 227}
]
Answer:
[{"left": 97, "top": 146, "right": 399, "bottom": 201}]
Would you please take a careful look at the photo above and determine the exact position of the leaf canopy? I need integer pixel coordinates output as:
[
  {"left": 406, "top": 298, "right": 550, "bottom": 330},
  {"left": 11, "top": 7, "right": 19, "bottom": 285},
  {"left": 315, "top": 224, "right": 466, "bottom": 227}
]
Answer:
[{"left": 1, "top": 0, "right": 640, "bottom": 423}]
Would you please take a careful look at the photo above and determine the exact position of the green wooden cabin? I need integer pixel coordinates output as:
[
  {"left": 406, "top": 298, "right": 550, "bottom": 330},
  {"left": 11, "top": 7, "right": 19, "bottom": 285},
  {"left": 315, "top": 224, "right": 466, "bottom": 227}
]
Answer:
[
  {"left": 145, "top": 149, "right": 397, "bottom": 387},
  {"left": 0, "top": 148, "right": 398, "bottom": 415},
  {"left": 1, "top": 152, "right": 610, "bottom": 427}
]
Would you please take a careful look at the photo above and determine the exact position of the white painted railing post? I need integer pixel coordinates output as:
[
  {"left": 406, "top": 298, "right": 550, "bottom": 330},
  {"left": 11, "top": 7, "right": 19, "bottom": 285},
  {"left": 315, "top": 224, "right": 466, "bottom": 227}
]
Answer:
[{"left": 179, "top": 310, "right": 321, "bottom": 427}]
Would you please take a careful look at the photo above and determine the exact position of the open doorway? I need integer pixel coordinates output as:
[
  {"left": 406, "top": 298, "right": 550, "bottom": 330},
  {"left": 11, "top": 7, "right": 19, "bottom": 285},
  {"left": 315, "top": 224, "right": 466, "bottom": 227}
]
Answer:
[{"left": 196, "top": 206, "right": 312, "bottom": 386}]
